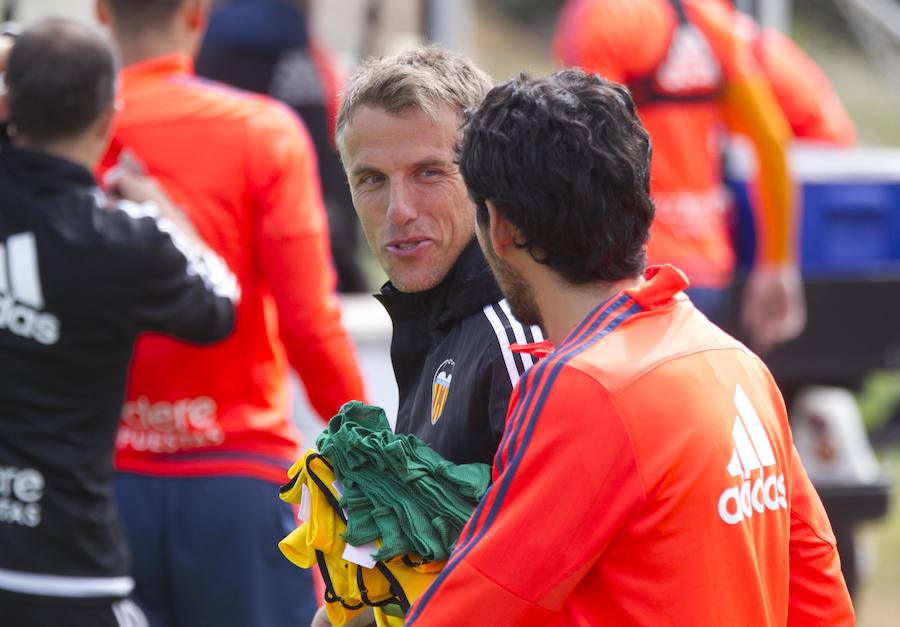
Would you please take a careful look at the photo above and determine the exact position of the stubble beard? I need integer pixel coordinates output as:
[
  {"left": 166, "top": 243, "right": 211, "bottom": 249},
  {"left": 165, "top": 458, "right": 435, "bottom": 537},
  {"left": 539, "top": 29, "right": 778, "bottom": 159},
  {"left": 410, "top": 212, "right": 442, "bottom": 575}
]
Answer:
[{"left": 483, "top": 243, "right": 543, "bottom": 328}]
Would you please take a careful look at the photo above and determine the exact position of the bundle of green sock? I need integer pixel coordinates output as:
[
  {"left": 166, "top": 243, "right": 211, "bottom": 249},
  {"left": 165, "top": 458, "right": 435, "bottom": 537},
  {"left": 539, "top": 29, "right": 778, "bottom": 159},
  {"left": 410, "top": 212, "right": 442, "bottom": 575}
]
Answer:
[{"left": 315, "top": 401, "right": 490, "bottom": 562}]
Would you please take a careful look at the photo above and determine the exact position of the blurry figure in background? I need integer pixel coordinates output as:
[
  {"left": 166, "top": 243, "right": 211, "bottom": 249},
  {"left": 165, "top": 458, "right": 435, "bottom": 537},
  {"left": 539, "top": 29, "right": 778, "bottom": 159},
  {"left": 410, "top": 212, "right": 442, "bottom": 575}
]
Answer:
[
  {"left": 555, "top": 0, "right": 805, "bottom": 352},
  {"left": 196, "top": 0, "right": 368, "bottom": 292},
  {"left": 0, "top": 18, "right": 236, "bottom": 627},
  {"left": 95, "top": 0, "right": 366, "bottom": 625}
]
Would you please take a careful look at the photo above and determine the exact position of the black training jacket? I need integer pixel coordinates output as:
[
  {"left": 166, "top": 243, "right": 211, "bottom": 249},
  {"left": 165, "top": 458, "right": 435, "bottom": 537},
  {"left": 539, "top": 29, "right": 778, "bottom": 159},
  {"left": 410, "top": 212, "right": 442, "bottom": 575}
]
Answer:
[
  {"left": 375, "top": 240, "right": 543, "bottom": 466},
  {"left": 0, "top": 145, "right": 237, "bottom": 598}
]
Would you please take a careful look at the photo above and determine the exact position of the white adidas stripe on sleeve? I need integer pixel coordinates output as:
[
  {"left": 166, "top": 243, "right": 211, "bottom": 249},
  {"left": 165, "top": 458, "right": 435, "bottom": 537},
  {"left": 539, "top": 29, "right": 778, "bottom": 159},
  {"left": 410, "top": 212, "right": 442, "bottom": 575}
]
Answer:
[
  {"left": 498, "top": 299, "right": 534, "bottom": 370},
  {"left": 483, "top": 303, "right": 521, "bottom": 388},
  {"left": 482, "top": 299, "right": 543, "bottom": 388}
]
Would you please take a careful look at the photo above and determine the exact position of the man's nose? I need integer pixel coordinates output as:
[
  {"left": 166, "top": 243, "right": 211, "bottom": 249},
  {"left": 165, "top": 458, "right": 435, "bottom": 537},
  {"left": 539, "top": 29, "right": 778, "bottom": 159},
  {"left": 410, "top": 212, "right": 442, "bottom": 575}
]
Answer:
[{"left": 387, "top": 181, "right": 417, "bottom": 225}]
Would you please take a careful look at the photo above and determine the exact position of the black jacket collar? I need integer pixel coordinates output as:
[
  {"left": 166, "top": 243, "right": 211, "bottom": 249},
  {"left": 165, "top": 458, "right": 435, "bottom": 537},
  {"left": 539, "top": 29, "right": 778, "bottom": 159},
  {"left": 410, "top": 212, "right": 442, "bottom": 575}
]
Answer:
[
  {"left": 375, "top": 238, "right": 503, "bottom": 332},
  {"left": 1, "top": 143, "right": 97, "bottom": 192}
]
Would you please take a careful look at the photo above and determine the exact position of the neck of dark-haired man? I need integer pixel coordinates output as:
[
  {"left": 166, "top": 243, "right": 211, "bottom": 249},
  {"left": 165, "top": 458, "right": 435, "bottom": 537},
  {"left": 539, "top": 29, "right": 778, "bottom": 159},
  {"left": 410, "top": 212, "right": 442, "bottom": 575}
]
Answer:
[
  {"left": 112, "top": 28, "right": 201, "bottom": 68},
  {"left": 533, "top": 270, "right": 643, "bottom": 346},
  {"left": 13, "top": 131, "right": 103, "bottom": 171}
]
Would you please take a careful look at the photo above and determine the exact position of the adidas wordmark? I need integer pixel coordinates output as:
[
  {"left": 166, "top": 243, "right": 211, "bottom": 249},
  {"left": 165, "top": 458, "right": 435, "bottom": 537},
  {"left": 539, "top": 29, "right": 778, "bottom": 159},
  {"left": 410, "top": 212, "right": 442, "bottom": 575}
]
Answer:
[{"left": 717, "top": 384, "right": 787, "bottom": 525}]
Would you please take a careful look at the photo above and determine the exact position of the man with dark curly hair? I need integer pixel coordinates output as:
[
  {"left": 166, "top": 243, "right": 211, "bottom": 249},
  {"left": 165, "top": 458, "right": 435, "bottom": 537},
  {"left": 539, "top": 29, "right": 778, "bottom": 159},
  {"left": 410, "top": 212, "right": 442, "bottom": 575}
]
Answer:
[{"left": 406, "top": 70, "right": 853, "bottom": 626}]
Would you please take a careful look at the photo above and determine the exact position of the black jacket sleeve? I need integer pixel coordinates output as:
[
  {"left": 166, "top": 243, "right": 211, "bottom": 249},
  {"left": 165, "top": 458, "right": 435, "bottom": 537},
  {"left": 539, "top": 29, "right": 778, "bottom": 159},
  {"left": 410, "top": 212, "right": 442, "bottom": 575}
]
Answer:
[{"left": 114, "top": 200, "right": 239, "bottom": 344}]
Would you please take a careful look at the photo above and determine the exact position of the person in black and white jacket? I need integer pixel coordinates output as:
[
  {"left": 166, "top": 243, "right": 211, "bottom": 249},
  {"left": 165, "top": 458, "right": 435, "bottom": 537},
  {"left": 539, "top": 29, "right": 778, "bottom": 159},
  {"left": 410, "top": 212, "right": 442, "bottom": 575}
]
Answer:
[
  {"left": 311, "top": 45, "right": 543, "bottom": 627},
  {"left": 0, "top": 18, "right": 237, "bottom": 627}
]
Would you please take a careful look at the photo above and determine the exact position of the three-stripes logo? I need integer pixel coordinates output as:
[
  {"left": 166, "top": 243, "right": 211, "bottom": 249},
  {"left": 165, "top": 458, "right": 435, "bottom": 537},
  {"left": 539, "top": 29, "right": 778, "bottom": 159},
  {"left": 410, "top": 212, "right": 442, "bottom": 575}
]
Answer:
[
  {"left": 657, "top": 24, "right": 722, "bottom": 93},
  {"left": 718, "top": 384, "right": 787, "bottom": 525},
  {"left": 0, "top": 232, "right": 60, "bottom": 345}
]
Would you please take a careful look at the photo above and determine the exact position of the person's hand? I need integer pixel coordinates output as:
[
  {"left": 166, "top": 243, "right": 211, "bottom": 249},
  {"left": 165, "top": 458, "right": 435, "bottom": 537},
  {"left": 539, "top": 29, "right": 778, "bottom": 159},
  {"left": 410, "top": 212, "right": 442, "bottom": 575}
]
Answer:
[
  {"left": 0, "top": 33, "right": 13, "bottom": 73},
  {"left": 104, "top": 153, "right": 203, "bottom": 245},
  {"left": 0, "top": 31, "right": 16, "bottom": 123},
  {"left": 740, "top": 263, "right": 806, "bottom": 354},
  {"left": 310, "top": 605, "right": 376, "bottom": 627},
  {"left": 310, "top": 606, "right": 331, "bottom": 627}
]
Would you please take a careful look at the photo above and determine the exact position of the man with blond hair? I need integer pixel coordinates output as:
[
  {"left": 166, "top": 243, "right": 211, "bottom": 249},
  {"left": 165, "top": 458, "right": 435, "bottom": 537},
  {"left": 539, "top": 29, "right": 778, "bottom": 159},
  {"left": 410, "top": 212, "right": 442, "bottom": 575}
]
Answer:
[{"left": 306, "top": 45, "right": 541, "bottom": 625}]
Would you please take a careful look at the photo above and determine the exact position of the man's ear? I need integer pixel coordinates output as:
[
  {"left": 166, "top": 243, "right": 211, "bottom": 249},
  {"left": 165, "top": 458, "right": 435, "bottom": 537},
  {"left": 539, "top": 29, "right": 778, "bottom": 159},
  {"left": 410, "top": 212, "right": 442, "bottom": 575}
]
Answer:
[
  {"left": 485, "top": 200, "right": 517, "bottom": 259},
  {"left": 95, "top": 101, "right": 116, "bottom": 143},
  {"left": 95, "top": 0, "right": 111, "bottom": 27}
]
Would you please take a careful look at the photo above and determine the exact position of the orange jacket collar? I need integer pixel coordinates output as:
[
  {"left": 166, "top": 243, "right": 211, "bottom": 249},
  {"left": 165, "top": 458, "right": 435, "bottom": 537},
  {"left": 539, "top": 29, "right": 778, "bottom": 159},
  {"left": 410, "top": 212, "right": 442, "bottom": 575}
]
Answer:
[
  {"left": 625, "top": 264, "right": 690, "bottom": 310},
  {"left": 121, "top": 54, "right": 194, "bottom": 90},
  {"left": 510, "top": 264, "right": 690, "bottom": 357}
]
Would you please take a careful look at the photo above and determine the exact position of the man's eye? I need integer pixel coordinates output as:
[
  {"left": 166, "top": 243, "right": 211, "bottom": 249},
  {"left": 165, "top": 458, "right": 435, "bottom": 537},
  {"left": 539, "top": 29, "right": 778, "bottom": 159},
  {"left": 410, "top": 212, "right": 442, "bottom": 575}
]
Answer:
[
  {"left": 359, "top": 173, "right": 385, "bottom": 186},
  {"left": 420, "top": 169, "right": 441, "bottom": 178}
]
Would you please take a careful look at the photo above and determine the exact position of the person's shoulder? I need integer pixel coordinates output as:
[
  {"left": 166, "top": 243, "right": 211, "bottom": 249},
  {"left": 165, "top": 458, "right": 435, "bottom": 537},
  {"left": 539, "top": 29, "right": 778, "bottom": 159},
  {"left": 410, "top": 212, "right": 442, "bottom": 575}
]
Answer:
[
  {"left": 685, "top": 0, "right": 742, "bottom": 44},
  {"left": 130, "top": 74, "right": 297, "bottom": 130},
  {"left": 569, "top": 298, "right": 759, "bottom": 393},
  {"left": 243, "top": 92, "right": 308, "bottom": 142},
  {"left": 589, "top": 0, "right": 669, "bottom": 30}
]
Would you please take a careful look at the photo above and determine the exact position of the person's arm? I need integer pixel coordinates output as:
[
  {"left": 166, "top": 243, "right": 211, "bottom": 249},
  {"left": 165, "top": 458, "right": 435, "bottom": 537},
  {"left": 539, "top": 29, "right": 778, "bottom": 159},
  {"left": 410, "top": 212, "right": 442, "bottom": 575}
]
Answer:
[
  {"left": 249, "top": 104, "right": 366, "bottom": 420},
  {"left": 786, "top": 446, "right": 855, "bottom": 625},
  {"left": 106, "top": 169, "right": 238, "bottom": 343},
  {"left": 407, "top": 367, "right": 644, "bottom": 625},
  {"left": 697, "top": 0, "right": 805, "bottom": 353},
  {"left": 722, "top": 75, "right": 807, "bottom": 353},
  {"left": 0, "top": 24, "right": 18, "bottom": 137}
]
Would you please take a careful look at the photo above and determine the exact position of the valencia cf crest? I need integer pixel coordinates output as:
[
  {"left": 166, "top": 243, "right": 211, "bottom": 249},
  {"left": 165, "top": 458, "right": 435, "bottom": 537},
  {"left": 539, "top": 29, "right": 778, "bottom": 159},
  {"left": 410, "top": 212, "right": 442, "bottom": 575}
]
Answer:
[{"left": 431, "top": 359, "right": 455, "bottom": 425}]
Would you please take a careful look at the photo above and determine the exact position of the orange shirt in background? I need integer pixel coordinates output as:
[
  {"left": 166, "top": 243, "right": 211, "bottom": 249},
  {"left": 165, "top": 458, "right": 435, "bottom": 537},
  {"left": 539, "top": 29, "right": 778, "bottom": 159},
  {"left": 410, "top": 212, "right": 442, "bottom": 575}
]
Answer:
[
  {"left": 104, "top": 55, "right": 365, "bottom": 483},
  {"left": 556, "top": 0, "right": 794, "bottom": 287}
]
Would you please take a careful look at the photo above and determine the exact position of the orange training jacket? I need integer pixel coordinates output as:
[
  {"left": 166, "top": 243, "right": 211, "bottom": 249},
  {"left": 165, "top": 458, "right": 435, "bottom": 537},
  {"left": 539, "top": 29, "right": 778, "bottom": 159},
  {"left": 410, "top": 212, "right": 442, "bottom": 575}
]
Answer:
[
  {"left": 407, "top": 265, "right": 853, "bottom": 626},
  {"left": 104, "top": 54, "right": 365, "bottom": 483}
]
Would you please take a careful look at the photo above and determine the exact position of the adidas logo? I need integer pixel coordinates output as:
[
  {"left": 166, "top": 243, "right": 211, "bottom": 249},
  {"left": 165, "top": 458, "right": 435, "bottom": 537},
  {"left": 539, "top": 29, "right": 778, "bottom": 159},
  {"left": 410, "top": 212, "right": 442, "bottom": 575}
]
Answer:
[
  {"left": 717, "top": 384, "right": 787, "bottom": 525},
  {"left": 657, "top": 24, "right": 722, "bottom": 93},
  {"left": 0, "top": 232, "right": 60, "bottom": 346}
]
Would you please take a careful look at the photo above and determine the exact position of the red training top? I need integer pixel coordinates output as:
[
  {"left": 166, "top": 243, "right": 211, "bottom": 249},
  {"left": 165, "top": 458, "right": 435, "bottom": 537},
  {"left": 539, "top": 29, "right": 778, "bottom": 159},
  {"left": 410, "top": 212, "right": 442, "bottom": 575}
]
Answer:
[
  {"left": 408, "top": 265, "right": 853, "bottom": 626},
  {"left": 104, "top": 54, "right": 365, "bottom": 483}
]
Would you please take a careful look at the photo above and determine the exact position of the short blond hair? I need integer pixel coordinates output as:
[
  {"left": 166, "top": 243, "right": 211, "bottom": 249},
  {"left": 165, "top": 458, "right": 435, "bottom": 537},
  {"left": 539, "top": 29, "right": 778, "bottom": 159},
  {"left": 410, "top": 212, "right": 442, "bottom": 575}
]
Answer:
[{"left": 336, "top": 45, "right": 493, "bottom": 143}]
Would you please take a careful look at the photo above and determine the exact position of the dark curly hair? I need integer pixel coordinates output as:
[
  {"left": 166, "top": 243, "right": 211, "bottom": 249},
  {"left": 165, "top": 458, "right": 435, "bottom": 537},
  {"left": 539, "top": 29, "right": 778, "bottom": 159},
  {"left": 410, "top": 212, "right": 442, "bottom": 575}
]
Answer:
[{"left": 459, "top": 69, "right": 655, "bottom": 285}]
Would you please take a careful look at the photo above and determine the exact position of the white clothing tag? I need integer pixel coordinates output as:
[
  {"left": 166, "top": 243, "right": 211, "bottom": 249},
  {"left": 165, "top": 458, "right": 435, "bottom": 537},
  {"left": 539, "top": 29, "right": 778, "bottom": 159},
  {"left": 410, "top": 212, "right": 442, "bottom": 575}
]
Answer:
[
  {"left": 297, "top": 484, "right": 312, "bottom": 523},
  {"left": 342, "top": 542, "right": 378, "bottom": 569}
]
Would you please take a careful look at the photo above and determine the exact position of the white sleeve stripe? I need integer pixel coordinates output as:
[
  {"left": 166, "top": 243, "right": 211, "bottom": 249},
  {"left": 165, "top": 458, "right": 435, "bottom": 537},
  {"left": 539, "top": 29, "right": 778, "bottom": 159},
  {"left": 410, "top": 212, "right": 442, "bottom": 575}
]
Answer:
[
  {"left": 498, "top": 299, "right": 534, "bottom": 370},
  {"left": 113, "top": 599, "right": 149, "bottom": 627},
  {"left": 482, "top": 303, "right": 520, "bottom": 388},
  {"left": 0, "top": 567, "right": 134, "bottom": 597},
  {"left": 114, "top": 200, "right": 240, "bottom": 302},
  {"left": 531, "top": 325, "right": 544, "bottom": 342}
]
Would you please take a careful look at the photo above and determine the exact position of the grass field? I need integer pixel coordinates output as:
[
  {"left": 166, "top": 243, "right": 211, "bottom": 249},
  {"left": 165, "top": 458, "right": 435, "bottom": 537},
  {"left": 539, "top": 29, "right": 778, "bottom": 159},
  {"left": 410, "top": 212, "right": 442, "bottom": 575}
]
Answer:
[{"left": 855, "top": 450, "right": 900, "bottom": 626}]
